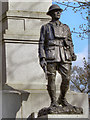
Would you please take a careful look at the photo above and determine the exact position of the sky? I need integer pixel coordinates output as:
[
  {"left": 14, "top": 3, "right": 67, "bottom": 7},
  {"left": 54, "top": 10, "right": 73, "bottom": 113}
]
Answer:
[{"left": 52, "top": 1, "right": 88, "bottom": 67}]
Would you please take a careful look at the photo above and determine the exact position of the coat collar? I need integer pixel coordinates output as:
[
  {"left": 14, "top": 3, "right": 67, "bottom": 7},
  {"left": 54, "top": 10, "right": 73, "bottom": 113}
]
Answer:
[{"left": 49, "top": 21, "right": 63, "bottom": 27}]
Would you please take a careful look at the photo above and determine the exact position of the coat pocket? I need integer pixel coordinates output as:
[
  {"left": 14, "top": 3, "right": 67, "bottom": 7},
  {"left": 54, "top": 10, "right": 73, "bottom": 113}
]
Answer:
[
  {"left": 45, "top": 46, "right": 55, "bottom": 60},
  {"left": 64, "top": 49, "right": 72, "bottom": 61}
]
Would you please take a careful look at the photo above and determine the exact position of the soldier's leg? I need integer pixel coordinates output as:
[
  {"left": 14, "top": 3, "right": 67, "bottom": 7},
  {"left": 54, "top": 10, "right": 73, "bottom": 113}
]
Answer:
[
  {"left": 57, "top": 63, "right": 71, "bottom": 106},
  {"left": 47, "top": 63, "right": 58, "bottom": 107}
]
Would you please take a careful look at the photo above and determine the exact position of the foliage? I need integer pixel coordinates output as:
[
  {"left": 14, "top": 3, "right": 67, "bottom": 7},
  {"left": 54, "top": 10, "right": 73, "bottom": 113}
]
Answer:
[{"left": 70, "top": 57, "right": 90, "bottom": 93}]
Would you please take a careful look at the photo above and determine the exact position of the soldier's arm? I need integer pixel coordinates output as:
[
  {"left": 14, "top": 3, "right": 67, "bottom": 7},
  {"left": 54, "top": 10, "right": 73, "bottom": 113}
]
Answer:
[
  {"left": 67, "top": 26, "right": 77, "bottom": 61},
  {"left": 38, "top": 25, "right": 47, "bottom": 68},
  {"left": 38, "top": 25, "right": 46, "bottom": 60},
  {"left": 67, "top": 27, "right": 74, "bottom": 51}
]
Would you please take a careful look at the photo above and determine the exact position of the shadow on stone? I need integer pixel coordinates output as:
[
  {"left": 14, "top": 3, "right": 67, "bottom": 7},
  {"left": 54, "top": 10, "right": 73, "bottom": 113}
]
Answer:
[{"left": 2, "top": 84, "right": 30, "bottom": 119}]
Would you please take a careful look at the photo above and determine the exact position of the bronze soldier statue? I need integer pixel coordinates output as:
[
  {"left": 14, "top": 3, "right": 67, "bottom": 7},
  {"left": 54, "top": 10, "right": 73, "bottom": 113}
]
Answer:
[{"left": 38, "top": 4, "right": 77, "bottom": 107}]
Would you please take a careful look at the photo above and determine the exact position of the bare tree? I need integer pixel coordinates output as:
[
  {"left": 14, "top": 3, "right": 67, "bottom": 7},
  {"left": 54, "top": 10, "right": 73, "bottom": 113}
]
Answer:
[
  {"left": 70, "top": 57, "right": 90, "bottom": 93},
  {"left": 53, "top": 1, "right": 90, "bottom": 40}
]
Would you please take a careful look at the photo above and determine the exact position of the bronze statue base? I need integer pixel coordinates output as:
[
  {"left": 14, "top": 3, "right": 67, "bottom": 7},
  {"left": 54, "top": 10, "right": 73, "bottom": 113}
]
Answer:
[{"left": 38, "top": 105, "right": 83, "bottom": 118}]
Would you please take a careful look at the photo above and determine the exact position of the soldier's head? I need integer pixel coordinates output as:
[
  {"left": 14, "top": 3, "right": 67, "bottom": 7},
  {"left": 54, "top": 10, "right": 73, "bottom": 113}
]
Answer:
[{"left": 47, "top": 4, "right": 63, "bottom": 20}]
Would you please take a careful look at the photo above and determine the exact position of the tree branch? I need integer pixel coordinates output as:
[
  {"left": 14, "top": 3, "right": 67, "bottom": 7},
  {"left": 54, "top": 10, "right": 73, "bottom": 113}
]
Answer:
[
  {"left": 71, "top": 79, "right": 83, "bottom": 92},
  {"left": 56, "top": 2, "right": 88, "bottom": 9}
]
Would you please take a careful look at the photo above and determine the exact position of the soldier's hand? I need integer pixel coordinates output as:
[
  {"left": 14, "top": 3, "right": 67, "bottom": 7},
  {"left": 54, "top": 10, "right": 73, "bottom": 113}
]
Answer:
[
  {"left": 40, "top": 58, "right": 47, "bottom": 68},
  {"left": 72, "top": 53, "right": 77, "bottom": 61}
]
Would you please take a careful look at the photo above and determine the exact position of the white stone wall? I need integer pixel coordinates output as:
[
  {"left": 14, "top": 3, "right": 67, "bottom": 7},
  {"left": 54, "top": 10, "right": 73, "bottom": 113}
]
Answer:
[{"left": 3, "top": 1, "right": 52, "bottom": 89}]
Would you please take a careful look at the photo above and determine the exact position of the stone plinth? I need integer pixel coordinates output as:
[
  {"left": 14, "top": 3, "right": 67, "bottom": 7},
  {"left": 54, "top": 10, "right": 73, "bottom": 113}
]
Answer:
[
  {"left": 26, "top": 91, "right": 88, "bottom": 119},
  {"left": 41, "top": 114, "right": 89, "bottom": 120},
  {"left": 1, "top": 87, "right": 89, "bottom": 118}
]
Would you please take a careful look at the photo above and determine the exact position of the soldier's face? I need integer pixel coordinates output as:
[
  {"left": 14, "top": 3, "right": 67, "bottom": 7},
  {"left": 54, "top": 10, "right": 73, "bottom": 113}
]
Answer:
[{"left": 51, "top": 10, "right": 61, "bottom": 20}]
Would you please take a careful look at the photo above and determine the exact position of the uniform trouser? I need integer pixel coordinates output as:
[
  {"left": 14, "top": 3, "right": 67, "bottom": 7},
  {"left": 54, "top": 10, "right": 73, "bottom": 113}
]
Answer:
[{"left": 47, "top": 62, "right": 71, "bottom": 103}]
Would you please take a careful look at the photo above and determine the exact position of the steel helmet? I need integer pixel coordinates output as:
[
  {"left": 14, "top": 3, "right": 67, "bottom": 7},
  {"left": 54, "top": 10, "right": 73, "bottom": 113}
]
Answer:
[{"left": 47, "top": 4, "right": 63, "bottom": 16}]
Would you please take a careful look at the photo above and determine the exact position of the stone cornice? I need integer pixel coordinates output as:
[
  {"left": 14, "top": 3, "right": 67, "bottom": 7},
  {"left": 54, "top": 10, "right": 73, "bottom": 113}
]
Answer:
[
  {"left": 0, "top": 10, "right": 51, "bottom": 22},
  {"left": 6, "top": 10, "right": 51, "bottom": 19}
]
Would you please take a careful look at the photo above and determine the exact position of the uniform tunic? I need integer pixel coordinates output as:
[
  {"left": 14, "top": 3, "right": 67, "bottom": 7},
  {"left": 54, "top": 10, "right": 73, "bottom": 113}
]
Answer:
[{"left": 39, "top": 21, "right": 75, "bottom": 64}]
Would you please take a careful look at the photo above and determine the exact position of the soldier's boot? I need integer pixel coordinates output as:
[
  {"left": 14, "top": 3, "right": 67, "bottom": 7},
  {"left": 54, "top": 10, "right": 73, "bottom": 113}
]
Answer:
[
  {"left": 57, "top": 94, "right": 71, "bottom": 107},
  {"left": 47, "top": 85, "right": 59, "bottom": 107},
  {"left": 57, "top": 84, "right": 72, "bottom": 107}
]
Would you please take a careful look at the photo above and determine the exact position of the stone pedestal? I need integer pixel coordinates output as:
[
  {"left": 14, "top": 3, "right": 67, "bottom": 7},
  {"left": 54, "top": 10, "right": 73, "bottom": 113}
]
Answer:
[
  {"left": 27, "top": 91, "right": 89, "bottom": 119},
  {"left": 42, "top": 114, "right": 89, "bottom": 120},
  {"left": 1, "top": 90, "right": 89, "bottom": 119}
]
